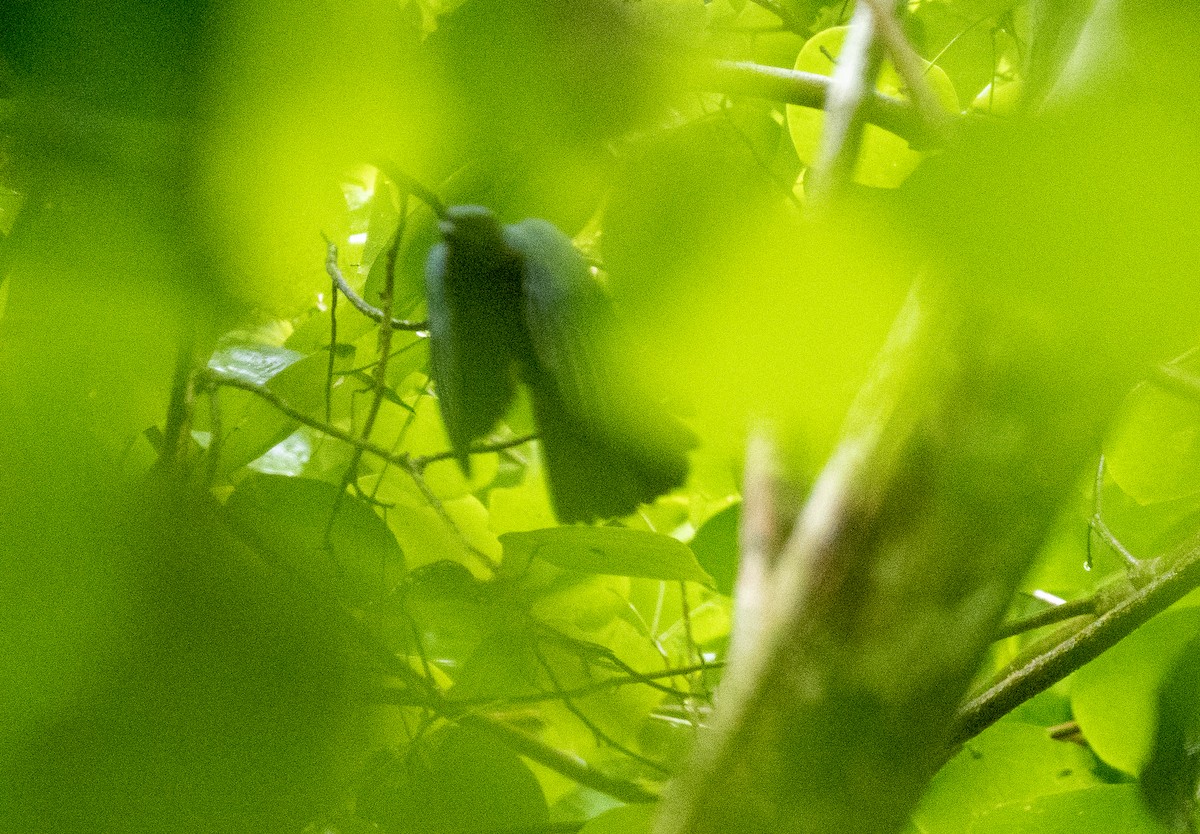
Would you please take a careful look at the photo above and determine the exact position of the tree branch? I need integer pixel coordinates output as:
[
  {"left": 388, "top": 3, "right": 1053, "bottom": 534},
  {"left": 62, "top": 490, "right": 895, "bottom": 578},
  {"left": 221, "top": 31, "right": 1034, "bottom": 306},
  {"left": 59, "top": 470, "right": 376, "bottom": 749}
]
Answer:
[
  {"left": 953, "top": 528, "right": 1200, "bottom": 746},
  {"left": 701, "top": 62, "right": 950, "bottom": 152}
]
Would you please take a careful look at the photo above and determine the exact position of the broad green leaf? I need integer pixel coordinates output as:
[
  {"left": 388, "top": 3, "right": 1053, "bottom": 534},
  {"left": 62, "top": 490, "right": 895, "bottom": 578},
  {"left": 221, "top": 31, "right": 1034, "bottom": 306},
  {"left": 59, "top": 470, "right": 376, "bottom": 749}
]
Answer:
[
  {"left": 787, "top": 26, "right": 960, "bottom": 189},
  {"left": 206, "top": 344, "right": 304, "bottom": 475},
  {"left": 1106, "top": 381, "right": 1200, "bottom": 504},
  {"left": 1072, "top": 607, "right": 1200, "bottom": 775},
  {"left": 393, "top": 559, "right": 494, "bottom": 674},
  {"left": 224, "top": 474, "right": 404, "bottom": 606},
  {"left": 964, "top": 784, "right": 1167, "bottom": 834},
  {"left": 910, "top": 720, "right": 1102, "bottom": 833},
  {"left": 578, "top": 803, "right": 657, "bottom": 834},
  {"left": 1141, "top": 630, "right": 1200, "bottom": 832},
  {"left": 688, "top": 502, "right": 740, "bottom": 596},
  {"left": 355, "top": 724, "right": 549, "bottom": 834},
  {"left": 501, "top": 527, "right": 716, "bottom": 588}
]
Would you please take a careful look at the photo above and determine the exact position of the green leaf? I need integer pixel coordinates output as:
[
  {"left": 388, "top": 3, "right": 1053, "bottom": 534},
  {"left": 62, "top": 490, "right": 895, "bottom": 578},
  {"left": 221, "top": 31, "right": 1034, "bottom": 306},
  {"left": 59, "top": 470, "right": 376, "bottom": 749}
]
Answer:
[
  {"left": 688, "top": 502, "right": 740, "bottom": 596},
  {"left": 356, "top": 724, "right": 549, "bottom": 834},
  {"left": 1072, "top": 607, "right": 1200, "bottom": 775},
  {"left": 224, "top": 474, "right": 404, "bottom": 606},
  {"left": 1141, "top": 630, "right": 1200, "bottom": 832},
  {"left": 500, "top": 526, "right": 716, "bottom": 588},
  {"left": 1106, "top": 381, "right": 1200, "bottom": 504},
  {"left": 207, "top": 343, "right": 304, "bottom": 386},
  {"left": 964, "top": 784, "right": 1167, "bottom": 834},
  {"left": 910, "top": 720, "right": 1102, "bottom": 833},
  {"left": 578, "top": 803, "right": 657, "bottom": 834}
]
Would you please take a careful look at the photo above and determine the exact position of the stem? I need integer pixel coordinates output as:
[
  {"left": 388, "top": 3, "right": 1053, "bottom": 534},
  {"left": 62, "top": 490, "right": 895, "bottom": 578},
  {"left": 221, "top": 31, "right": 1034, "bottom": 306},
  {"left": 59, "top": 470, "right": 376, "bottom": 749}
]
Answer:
[
  {"left": 806, "top": 1, "right": 885, "bottom": 205},
  {"left": 323, "top": 238, "right": 427, "bottom": 331},
  {"left": 994, "top": 595, "right": 1096, "bottom": 639},
  {"left": 952, "top": 528, "right": 1200, "bottom": 745},
  {"left": 703, "top": 61, "right": 947, "bottom": 151},
  {"left": 457, "top": 713, "right": 661, "bottom": 804}
]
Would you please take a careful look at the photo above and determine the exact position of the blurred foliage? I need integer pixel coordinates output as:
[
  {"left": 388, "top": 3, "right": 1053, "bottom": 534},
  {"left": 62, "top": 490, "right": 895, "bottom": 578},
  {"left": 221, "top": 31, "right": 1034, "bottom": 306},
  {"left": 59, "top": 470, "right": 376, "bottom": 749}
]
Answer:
[{"left": 1, "top": 0, "right": 1200, "bottom": 833}]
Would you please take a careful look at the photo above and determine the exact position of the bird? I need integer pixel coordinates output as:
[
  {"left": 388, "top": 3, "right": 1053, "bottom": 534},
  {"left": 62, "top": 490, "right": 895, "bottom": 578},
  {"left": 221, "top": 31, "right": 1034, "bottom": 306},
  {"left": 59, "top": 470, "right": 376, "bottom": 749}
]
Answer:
[{"left": 425, "top": 205, "right": 695, "bottom": 522}]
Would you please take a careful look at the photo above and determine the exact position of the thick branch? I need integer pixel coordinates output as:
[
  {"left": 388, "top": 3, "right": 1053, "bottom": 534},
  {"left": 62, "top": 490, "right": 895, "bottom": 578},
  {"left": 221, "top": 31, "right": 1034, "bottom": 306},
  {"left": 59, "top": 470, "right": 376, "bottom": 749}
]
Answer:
[{"left": 701, "top": 62, "right": 950, "bottom": 152}]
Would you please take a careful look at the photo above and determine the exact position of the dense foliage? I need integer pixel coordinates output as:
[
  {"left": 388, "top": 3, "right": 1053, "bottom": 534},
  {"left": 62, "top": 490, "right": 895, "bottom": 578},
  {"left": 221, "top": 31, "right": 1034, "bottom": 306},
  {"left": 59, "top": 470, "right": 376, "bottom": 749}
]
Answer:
[{"left": 3, "top": 1, "right": 1200, "bottom": 833}]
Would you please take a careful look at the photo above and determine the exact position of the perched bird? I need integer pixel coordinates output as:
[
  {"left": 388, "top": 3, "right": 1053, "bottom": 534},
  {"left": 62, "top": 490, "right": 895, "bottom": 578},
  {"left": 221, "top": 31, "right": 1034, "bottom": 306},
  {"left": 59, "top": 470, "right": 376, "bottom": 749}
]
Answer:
[
  {"left": 425, "top": 205, "right": 695, "bottom": 522},
  {"left": 424, "top": 206, "right": 525, "bottom": 472}
]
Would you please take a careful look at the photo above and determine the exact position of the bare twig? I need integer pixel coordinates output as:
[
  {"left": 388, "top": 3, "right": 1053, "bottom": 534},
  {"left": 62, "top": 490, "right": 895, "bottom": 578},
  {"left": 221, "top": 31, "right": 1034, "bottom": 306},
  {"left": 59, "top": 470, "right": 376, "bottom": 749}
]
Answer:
[
  {"left": 323, "top": 238, "right": 427, "bottom": 331},
  {"left": 994, "top": 595, "right": 1096, "bottom": 639},
  {"left": 199, "top": 369, "right": 415, "bottom": 468},
  {"left": 531, "top": 644, "right": 672, "bottom": 775},
  {"left": 457, "top": 713, "right": 661, "bottom": 804},
  {"left": 410, "top": 432, "right": 538, "bottom": 472}
]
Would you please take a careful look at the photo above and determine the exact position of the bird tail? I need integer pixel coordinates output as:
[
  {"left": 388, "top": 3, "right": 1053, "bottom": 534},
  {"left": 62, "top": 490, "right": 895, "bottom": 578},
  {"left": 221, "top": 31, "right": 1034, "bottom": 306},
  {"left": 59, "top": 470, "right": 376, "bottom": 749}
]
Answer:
[{"left": 528, "top": 378, "right": 691, "bottom": 524}]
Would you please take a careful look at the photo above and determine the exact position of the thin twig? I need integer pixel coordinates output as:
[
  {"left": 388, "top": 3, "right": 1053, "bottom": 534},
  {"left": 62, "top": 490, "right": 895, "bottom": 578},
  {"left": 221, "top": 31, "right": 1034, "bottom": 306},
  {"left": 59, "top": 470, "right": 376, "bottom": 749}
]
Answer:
[
  {"left": 531, "top": 643, "right": 672, "bottom": 775},
  {"left": 324, "top": 206, "right": 409, "bottom": 551},
  {"left": 410, "top": 433, "right": 538, "bottom": 472},
  {"left": 952, "top": 528, "right": 1200, "bottom": 745},
  {"left": 323, "top": 238, "right": 427, "bottom": 331},
  {"left": 994, "top": 596, "right": 1096, "bottom": 639},
  {"left": 200, "top": 369, "right": 416, "bottom": 468}
]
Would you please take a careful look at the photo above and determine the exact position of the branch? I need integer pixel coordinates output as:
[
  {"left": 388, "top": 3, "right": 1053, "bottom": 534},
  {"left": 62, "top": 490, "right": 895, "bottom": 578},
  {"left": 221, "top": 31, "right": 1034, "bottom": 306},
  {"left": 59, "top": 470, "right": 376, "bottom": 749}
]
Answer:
[
  {"left": 323, "top": 239, "right": 428, "bottom": 331},
  {"left": 994, "top": 596, "right": 1096, "bottom": 639},
  {"left": 410, "top": 433, "right": 538, "bottom": 472},
  {"left": 862, "top": 0, "right": 954, "bottom": 143},
  {"left": 199, "top": 369, "right": 416, "bottom": 469},
  {"left": 953, "top": 528, "right": 1200, "bottom": 746},
  {"left": 806, "top": 1, "right": 885, "bottom": 204},
  {"left": 701, "top": 60, "right": 952, "bottom": 153}
]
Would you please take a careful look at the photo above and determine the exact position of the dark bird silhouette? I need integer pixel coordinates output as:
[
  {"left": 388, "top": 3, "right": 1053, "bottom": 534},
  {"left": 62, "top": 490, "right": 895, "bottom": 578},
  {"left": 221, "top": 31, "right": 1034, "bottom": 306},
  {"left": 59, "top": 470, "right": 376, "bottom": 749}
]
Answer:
[{"left": 425, "top": 206, "right": 695, "bottom": 522}]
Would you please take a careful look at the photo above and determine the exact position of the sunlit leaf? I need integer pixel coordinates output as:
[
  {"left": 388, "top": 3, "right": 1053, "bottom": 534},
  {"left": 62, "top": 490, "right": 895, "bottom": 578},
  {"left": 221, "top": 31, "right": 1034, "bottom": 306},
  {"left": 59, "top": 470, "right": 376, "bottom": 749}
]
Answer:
[
  {"left": 910, "top": 720, "right": 1102, "bottom": 833},
  {"left": 1072, "top": 607, "right": 1200, "bottom": 775},
  {"left": 963, "top": 784, "right": 1166, "bottom": 834}
]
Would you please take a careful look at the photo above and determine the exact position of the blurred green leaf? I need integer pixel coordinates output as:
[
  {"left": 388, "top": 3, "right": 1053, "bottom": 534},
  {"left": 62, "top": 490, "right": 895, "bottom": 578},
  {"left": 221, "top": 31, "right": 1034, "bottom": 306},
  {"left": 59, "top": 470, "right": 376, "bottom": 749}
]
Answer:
[
  {"left": 578, "top": 802, "right": 658, "bottom": 834},
  {"left": 1106, "top": 381, "right": 1200, "bottom": 505},
  {"left": 501, "top": 527, "right": 715, "bottom": 588},
  {"left": 910, "top": 720, "right": 1102, "bottom": 833},
  {"left": 356, "top": 724, "right": 549, "bottom": 834},
  {"left": 224, "top": 474, "right": 404, "bottom": 606}
]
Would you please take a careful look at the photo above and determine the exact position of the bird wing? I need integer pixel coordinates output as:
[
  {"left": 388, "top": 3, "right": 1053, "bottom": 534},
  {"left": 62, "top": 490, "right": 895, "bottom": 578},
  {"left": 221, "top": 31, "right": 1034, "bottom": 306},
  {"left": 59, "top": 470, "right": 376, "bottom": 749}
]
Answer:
[
  {"left": 424, "top": 210, "right": 522, "bottom": 471},
  {"left": 505, "top": 219, "right": 696, "bottom": 521}
]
